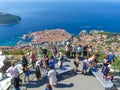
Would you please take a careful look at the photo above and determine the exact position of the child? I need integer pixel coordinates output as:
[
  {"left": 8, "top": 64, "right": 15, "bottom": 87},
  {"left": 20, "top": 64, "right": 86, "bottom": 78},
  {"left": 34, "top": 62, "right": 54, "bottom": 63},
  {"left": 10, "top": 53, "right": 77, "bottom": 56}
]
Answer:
[{"left": 24, "top": 66, "right": 30, "bottom": 82}]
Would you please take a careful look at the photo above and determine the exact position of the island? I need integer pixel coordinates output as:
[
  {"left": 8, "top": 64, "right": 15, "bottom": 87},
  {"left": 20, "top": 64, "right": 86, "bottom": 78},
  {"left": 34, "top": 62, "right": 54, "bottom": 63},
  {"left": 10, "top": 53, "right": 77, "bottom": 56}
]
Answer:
[{"left": 0, "top": 12, "right": 21, "bottom": 25}]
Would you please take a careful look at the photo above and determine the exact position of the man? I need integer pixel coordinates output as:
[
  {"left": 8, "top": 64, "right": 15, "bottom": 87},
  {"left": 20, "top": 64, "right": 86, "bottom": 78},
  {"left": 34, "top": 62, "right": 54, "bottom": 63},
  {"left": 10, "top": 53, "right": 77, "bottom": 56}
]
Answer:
[
  {"left": 72, "top": 45, "right": 76, "bottom": 58},
  {"left": 77, "top": 45, "right": 82, "bottom": 57},
  {"left": 83, "top": 44, "right": 88, "bottom": 57},
  {"left": 6, "top": 62, "right": 20, "bottom": 90},
  {"left": 65, "top": 42, "right": 71, "bottom": 58}
]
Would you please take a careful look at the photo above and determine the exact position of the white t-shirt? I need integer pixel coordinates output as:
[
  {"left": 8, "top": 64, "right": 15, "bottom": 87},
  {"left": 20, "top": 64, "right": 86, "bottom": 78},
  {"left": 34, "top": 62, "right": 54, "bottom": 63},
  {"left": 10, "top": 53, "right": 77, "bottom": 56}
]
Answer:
[
  {"left": 77, "top": 47, "right": 82, "bottom": 52},
  {"left": 6, "top": 66, "right": 19, "bottom": 78}
]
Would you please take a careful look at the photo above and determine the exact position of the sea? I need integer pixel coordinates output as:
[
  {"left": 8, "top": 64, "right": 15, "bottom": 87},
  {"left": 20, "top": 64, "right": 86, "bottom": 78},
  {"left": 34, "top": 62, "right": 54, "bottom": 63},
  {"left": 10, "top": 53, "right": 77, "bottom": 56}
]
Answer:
[{"left": 0, "top": 0, "right": 120, "bottom": 46}]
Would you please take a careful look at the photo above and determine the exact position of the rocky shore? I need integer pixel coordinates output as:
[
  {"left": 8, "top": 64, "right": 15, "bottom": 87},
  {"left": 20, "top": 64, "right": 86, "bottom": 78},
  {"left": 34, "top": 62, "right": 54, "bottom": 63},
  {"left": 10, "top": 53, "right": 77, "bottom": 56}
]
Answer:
[{"left": 0, "top": 29, "right": 120, "bottom": 56}]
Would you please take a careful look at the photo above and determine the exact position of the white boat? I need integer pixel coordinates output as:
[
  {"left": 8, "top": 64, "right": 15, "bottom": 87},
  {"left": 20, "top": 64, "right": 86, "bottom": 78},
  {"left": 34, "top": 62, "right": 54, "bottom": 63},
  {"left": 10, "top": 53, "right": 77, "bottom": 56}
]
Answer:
[{"left": 22, "top": 34, "right": 28, "bottom": 40}]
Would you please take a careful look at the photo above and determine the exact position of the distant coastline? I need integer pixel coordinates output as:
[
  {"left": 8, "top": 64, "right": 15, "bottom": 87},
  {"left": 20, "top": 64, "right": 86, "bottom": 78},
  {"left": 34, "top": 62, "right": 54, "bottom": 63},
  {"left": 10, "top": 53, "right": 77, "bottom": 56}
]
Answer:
[{"left": 0, "top": 12, "right": 21, "bottom": 25}]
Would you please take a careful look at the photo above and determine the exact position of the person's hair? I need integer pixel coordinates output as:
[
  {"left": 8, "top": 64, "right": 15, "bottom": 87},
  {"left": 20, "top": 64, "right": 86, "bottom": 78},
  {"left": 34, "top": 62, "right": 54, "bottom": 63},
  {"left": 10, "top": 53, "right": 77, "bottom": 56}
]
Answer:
[
  {"left": 84, "top": 56, "right": 88, "bottom": 59},
  {"left": 76, "top": 55, "right": 80, "bottom": 60},
  {"left": 50, "top": 56, "right": 54, "bottom": 59},
  {"left": 79, "top": 44, "right": 81, "bottom": 47},
  {"left": 46, "top": 83, "right": 52, "bottom": 89},
  {"left": 50, "top": 66, "right": 53, "bottom": 70},
  {"left": 22, "top": 55, "right": 26, "bottom": 59},
  {"left": 11, "top": 62, "right": 15, "bottom": 66},
  {"left": 45, "top": 55, "right": 48, "bottom": 58}
]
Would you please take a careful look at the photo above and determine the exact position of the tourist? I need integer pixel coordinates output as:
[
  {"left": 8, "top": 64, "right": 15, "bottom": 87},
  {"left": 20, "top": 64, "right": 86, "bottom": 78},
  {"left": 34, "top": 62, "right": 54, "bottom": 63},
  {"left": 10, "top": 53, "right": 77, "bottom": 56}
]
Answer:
[
  {"left": 88, "top": 55, "right": 94, "bottom": 74},
  {"left": 65, "top": 41, "right": 71, "bottom": 58},
  {"left": 83, "top": 44, "right": 88, "bottom": 57},
  {"left": 92, "top": 51, "right": 100, "bottom": 66},
  {"left": 22, "top": 56, "right": 28, "bottom": 69},
  {"left": 103, "top": 64, "right": 110, "bottom": 80},
  {"left": 30, "top": 52, "right": 36, "bottom": 69},
  {"left": 107, "top": 67, "right": 114, "bottom": 81},
  {"left": 77, "top": 45, "right": 82, "bottom": 57},
  {"left": 44, "top": 55, "right": 49, "bottom": 69},
  {"left": 88, "top": 46, "right": 93, "bottom": 57},
  {"left": 41, "top": 47, "right": 48, "bottom": 57},
  {"left": 52, "top": 46, "right": 58, "bottom": 58},
  {"left": 58, "top": 52, "right": 64, "bottom": 68},
  {"left": 103, "top": 55, "right": 110, "bottom": 66},
  {"left": 48, "top": 66, "right": 57, "bottom": 86},
  {"left": 82, "top": 57, "right": 89, "bottom": 75},
  {"left": 71, "top": 44, "right": 76, "bottom": 58},
  {"left": 49, "top": 56, "right": 56, "bottom": 69},
  {"left": 35, "top": 63, "right": 42, "bottom": 81},
  {"left": 74, "top": 55, "right": 80, "bottom": 73},
  {"left": 94, "top": 51, "right": 100, "bottom": 61},
  {"left": 42, "top": 57, "right": 49, "bottom": 76},
  {"left": 45, "top": 83, "right": 52, "bottom": 90},
  {"left": 102, "top": 55, "right": 110, "bottom": 74},
  {"left": 109, "top": 51, "right": 115, "bottom": 63},
  {"left": 6, "top": 62, "right": 20, "bottom": 90},
  {"left": 23, "top": 66, "right": 30, "bottom": 82},
  {"left": 92, "top": 55, "right": 98, "bottom": 66}
]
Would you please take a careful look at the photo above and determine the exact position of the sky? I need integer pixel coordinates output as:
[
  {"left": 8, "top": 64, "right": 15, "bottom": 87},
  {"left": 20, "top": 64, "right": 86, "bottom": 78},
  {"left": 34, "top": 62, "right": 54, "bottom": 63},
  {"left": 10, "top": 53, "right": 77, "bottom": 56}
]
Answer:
[{"left": 0, "top": 0, "right": 120, "bottom": 2}]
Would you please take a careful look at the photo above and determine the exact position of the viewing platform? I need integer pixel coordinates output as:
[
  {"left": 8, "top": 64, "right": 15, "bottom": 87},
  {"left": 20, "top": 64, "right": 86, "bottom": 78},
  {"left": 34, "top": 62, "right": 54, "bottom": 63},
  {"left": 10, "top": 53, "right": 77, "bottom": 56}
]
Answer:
[{"left": 0, "top": 58, "right": 119, "bottom": 90}]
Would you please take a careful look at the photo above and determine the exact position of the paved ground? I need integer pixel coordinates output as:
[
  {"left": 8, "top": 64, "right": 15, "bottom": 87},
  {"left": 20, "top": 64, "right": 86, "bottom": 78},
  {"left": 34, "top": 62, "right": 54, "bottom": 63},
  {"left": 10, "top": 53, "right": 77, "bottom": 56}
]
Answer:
[{"left": 19, "top": 58, "right": 120, "bottom": 90}]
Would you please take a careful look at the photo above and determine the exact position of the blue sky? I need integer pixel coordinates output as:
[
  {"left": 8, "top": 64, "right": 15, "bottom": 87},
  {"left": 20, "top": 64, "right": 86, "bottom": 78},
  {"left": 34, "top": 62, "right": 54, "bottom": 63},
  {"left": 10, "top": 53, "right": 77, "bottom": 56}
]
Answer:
[{"left": 0, "top": 0, "right": 120, "bottom": 2}]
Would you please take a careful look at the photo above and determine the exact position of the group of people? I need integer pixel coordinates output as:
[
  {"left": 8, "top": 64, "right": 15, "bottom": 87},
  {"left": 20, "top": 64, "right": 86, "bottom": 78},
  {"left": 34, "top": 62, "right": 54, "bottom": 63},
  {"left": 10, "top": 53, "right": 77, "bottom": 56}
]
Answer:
[
  {"left": 73, "top": 51, "right": 100, "bottom": 75},
  {"left": 73, "top": 45, "right": 115, "bottom": 82},
  {"left": 6, "top": 49, "right": 59, "bottom": 90},
  {"left": 6, "top": 42, "right": 116, "bottom": 90},
  {"left": 65, "top": 42, "right": 93, "bottom": 58},
  {"left": 102, "top": 52, "right": 115, "bottom": 81},
  {"left": 65, "top": 41, "right": 115, "bottom": 80},
  {"left": 21, "top": 48, "right": 63, "bottom": 90}
]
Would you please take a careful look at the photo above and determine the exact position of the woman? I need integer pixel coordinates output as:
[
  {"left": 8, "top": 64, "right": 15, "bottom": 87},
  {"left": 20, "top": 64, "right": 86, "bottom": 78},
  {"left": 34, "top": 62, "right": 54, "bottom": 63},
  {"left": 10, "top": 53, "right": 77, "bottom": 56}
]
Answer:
[
  {"left": 82, "top": 57, "right": 89, "bottom": 75},
  {"left": 58, "top": 52, "right": 64, "bottom": 68},
  {"left": 30, "top": 52, "right": 36, "bottom": 69},
  {"left": 107, "top": 67, "right": 114, "bottom": 81},
  {"left": 24, "top": 66, "right": 30, "bottom": 82},
  {"left": 22, "top": 56, "right": 28, "bottom": 68},
  {"left": 45, "top": 55, "right": 49, "bottom": 68},
  {"left": 48, "top": 66, "right": 57, "bottom": 86},
  {"left": 52, "top": 46, "right": 58, "bottom": 58},
  {"left": 35, "top": 63, "right": 42, "bottom": 81},
  {"left": 74, "top": 55, "right": 80, "bottom": 73}
]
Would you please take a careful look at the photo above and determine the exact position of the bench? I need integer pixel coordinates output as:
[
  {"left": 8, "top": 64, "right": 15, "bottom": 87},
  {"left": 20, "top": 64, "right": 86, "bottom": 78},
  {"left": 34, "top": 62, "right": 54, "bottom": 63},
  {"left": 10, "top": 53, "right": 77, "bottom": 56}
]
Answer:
[
  {"left": 92, "top": 67, "right": 113, "bottom": 90},
  {"left": 56, "top": 65, "right": 73, "bottom": 75}
]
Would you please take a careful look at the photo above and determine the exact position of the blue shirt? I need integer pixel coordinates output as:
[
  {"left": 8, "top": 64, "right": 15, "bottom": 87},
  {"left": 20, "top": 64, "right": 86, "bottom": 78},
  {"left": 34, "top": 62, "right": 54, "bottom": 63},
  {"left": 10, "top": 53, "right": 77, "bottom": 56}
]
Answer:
[{"left": 109, "top": 54, "right": 115, "bottom": 60}]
